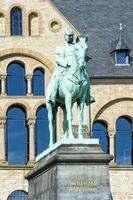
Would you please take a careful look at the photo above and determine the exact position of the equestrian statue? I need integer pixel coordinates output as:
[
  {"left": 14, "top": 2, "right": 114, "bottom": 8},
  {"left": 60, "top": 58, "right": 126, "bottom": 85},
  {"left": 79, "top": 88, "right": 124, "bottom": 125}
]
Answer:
[{"left": 46, "top": 28, "right": 95, "bottom": 146}]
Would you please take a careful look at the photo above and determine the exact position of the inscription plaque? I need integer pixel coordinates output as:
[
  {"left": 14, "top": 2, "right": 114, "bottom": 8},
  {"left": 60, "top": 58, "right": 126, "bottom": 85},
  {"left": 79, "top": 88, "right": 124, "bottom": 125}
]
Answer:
[{"left": 69, "top": 178, "right": 97, "bottom": 192}]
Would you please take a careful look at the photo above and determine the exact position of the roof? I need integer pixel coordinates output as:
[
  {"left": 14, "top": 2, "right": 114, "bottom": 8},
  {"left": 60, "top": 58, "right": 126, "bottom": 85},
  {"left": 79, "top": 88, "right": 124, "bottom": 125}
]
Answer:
[{"left": 52, "top": 0, "right": 133, "bottom": 77}]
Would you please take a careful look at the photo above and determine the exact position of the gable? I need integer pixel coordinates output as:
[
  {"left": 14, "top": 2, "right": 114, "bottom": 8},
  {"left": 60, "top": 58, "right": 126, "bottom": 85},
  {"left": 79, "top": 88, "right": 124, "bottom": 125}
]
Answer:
[{"left": 0, "top": 0, "right": 79, "bottom": 72}]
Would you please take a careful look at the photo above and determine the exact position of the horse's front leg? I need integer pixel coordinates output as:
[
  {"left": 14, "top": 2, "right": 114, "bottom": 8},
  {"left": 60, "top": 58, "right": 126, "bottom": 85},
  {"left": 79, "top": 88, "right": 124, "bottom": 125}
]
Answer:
[
  {"left": 77, "top": 101, "right": 85, "bottom": 139},
  {"left": 46, "top": 102, "right": 54, "bottom": 147},
  {"left": 63, "top": 107, "right": 68, "bottom": 139},
  {"left": 53, "top": 106, "right": 58, "bottom": 142},
  {"left": 65, "top": 96, "right": 74, "bottom": 139}
]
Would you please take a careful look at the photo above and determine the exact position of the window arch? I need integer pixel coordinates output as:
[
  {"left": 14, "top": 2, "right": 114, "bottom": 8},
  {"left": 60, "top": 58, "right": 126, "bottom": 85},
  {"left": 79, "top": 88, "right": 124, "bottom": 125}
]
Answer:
[
  {"left": 7, "top": 190, "right": 28, "bottom": 200},
  {"left": 29, "top": 12, "right": 39, "bottom": 36},
  {"left": 10, "top": 7, "right": 22, "bottom": 35},
  {"left": 35, "top": 105, "right": 49, "bottom": 156},
  {"left": 6, "top": 106, "right": 28, "bottom": 165},
  {"left": 92, "top": 121, "right": 109, "bottom": 153},
  {"left": 115, "top": 116, "right": 132, "bottom": 165},
  {"left": 0, "top": 13, "right": 5, "bottom": 36},
  {"left": 32, "top": 68, "right": 44, "bottom": 96},
  {"left": 6, "top": 61, "right": 26, "bottom": 95}
]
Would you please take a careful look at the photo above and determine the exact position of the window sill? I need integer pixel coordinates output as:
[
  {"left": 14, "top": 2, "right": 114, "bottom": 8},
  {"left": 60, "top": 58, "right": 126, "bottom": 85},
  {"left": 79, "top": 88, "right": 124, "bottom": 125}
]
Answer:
[
  {"left": 0, "top": 35, "right": 42, "bottom": 38},
  {"left": 115, "top": 64, "right": 130, "bottom": 67},
  {"left": 0, "top": 95, "right": 45, "bottom": 98},
  {"left": 0, "top": 165, "right": 33, "bottom": 170},
  {"left": 109, "top": 165, "right": 133, "bottom": 170}
]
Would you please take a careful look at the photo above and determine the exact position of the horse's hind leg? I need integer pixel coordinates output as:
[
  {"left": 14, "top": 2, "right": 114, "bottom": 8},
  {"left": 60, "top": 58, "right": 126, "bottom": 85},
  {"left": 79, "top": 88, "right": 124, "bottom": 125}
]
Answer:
[
  {"left": 46, "top": 102, "right": 54, "bottom": 147},
  {"left": 77, "top": 101, "right": 84, "bottom": 139}
]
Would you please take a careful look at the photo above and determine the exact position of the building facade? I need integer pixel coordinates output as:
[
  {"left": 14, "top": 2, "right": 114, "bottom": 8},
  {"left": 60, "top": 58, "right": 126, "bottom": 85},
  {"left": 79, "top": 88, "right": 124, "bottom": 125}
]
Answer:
[{"left": 0, "top": 0, "right": 133, "bottom": 199}]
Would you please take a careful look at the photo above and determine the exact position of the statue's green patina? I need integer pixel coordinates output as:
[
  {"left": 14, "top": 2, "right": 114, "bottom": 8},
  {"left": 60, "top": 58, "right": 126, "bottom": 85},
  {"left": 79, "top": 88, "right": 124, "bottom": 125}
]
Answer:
[{"left": 46, "top": 28, "right": 95, "bottom": 146}]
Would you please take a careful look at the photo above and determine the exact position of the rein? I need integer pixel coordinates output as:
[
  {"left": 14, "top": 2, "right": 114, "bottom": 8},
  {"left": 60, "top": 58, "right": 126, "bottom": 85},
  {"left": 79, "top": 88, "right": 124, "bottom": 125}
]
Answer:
[{"left": 68, "top": 72, "right": 85, "bottom": 85}]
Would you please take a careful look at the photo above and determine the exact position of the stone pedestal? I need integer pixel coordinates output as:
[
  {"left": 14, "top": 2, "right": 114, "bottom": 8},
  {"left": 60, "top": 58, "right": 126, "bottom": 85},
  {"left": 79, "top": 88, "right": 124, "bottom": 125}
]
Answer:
[{"left": 25, "top": 139, "right": 113, "bottom": 200}]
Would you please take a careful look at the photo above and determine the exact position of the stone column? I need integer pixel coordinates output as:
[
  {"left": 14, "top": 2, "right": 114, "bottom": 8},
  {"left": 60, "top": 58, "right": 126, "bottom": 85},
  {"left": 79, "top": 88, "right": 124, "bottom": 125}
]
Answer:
[
  {"left": 26, "top": 75, "right": 33, "bottom": 96},
  {"left": 108, "top": 129, "right": 115, "bottom": 164},
  {"left": 1, "top": 75, "right": 6, "bottom": 96},
  {"left": 0, "top": 119, "right": 7, "bottom": 164},
  {"left": 28, "top": 118, "right": 36, "bottom": 164}
]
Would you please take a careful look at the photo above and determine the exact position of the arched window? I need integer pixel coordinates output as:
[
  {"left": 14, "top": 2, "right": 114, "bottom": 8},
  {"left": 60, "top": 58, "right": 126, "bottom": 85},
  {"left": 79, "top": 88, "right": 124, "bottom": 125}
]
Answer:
[
  {"left": 7, "top": 190, "right": 28, "bottom": 200},
  {"left": 10, "top": 7, "right": 22, "bottom": 35},
  {"left": 115, "top": 116, "right": 132, "bottom": 165},
  {"left": 32, "top": 68, "right": 44, "bottom": 96},
  {"left": 6, "top": 62, "right": 26, "bottom": 95},
  {"left": 92, "top": 121, "right": 109, "bottom": 153},
  {"left": 0, "top": 13, "right": 5, "bottom": 36},
  {"left": 6, "top": 106, "right": 28, "bottom": 165},
  {"left": 35, "top": 106, "right": 49, "bottom": 156},
  {"left": 29, "top": 12, "right": 39, "bottom": 36}
]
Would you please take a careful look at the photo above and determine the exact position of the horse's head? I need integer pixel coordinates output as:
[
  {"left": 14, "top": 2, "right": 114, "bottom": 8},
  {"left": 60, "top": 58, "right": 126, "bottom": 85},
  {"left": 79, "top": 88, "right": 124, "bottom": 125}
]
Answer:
[{"left": 75, "top": 35, "right": 88, "bottom": 68}]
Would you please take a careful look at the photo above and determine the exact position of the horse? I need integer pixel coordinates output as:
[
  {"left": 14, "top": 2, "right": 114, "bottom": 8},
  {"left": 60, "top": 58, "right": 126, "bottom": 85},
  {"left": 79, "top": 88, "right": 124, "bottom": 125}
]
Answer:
[{"left": 46, "top": 35, "right": 92, "bottom": 146}]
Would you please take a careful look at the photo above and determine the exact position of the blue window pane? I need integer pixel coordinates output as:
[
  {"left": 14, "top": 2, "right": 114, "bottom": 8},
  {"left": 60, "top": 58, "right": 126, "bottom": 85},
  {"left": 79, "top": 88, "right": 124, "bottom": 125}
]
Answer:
[
  {"left": 7, "top": 190, "right": 28, "bottom": 200},
  {"left": 6, "top": 62, "right": 26, "bottom": 95},
  {"left": 11, "top": 7, "right": 22, "bottom": 35},
  {"left": 92, "top": 121, "right": 108, "bottom": 153},
  {"left": 115, "top": 117, "right": 132, "bottom": 165},
  {"left": 6, "top": 107, "right": 28, "bottom": 165},
  {"left": 117, "top": 51, "right": 126, "bottom": 64},
  {"left": 32, "top": 68, "right": 44, "bottom": 96},
  {"left": 36, "top": 106, "right": 49, "bottom": 155}
]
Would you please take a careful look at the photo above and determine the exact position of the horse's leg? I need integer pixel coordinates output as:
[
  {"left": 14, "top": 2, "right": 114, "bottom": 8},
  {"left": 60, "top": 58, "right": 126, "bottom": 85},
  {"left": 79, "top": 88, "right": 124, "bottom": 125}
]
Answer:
[
  {"left": 78, "top": 85, "right": 88, "bottom": 139},
  {"left": 53, "top": 105, "right": 58, "bottom": 142},
  {"left": 65, "top": 96, "right": 74, "bottom": 139},
  {"left": 63, "top": 107, "right": 68, "bottom": 139},
  {"left": 77, "top": 80, "right": 90, "bottom": 139},
  {"left": 46, "top": 102, "right": 54, "bottom": 147},
  {"left": 77, "top": 101, "right": 84, "bottom": 139}
]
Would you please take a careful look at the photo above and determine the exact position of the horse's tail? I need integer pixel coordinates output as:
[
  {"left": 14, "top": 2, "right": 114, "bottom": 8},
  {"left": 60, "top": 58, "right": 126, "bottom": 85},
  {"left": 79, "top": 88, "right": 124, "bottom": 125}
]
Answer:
[
  {"left": 85, "top": 78, "right": 95, "bottom": 105},
  {"left": 85, "top": 87, "right": 90, "bottom": 105},
  {"left": 86, "top": 88, "right": 95, "bottom": 105}
]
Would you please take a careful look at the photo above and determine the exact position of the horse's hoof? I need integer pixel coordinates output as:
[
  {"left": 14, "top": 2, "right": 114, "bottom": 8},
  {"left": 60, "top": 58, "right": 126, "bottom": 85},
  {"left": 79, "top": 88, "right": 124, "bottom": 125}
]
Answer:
[
  {"left": 68, "top": 135, "right": 74, "bottom": 139},
  {"left": 49, "top": 143, "right": 53, "bottom": 148},
  {"left": 78, "top": 135, "right": 83, "bottom": 139},
  {"left": 63, "top": 134, "right": 67, "bottom": 139}
]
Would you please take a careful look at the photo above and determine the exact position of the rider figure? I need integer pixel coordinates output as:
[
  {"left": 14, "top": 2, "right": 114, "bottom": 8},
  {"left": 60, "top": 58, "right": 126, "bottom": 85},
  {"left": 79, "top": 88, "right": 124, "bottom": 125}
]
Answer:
[{"left": 46, "top": 28, "right": 75, "bottom": 105}]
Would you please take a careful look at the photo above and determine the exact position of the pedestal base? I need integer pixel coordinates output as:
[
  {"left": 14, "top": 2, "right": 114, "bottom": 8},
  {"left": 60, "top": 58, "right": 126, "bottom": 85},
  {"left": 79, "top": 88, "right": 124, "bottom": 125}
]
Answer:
[{"left": 25, "top": 139, "right": 113, "bottom": 200}]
